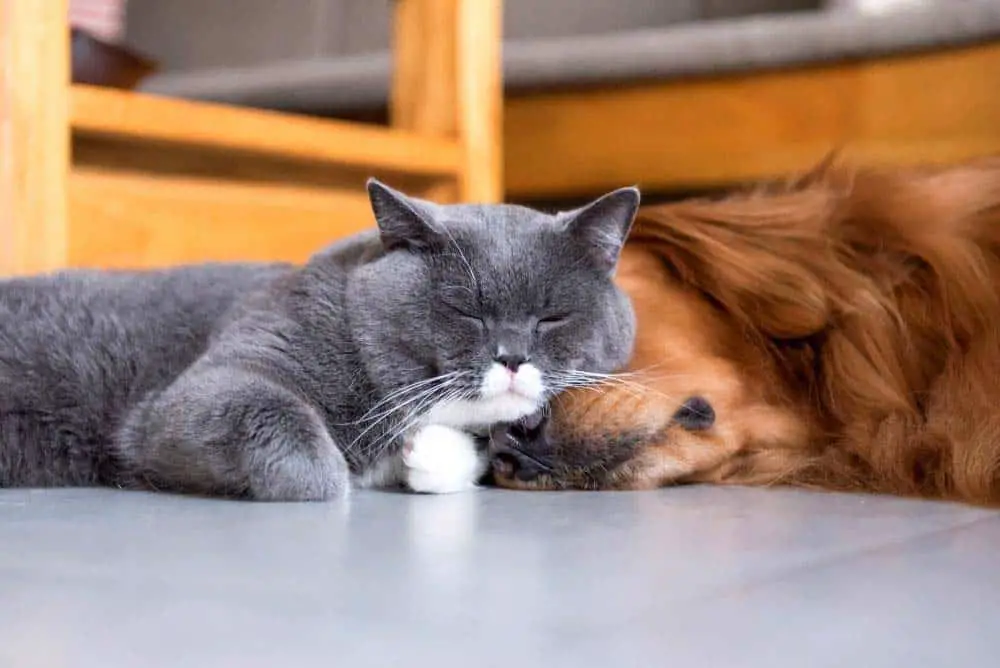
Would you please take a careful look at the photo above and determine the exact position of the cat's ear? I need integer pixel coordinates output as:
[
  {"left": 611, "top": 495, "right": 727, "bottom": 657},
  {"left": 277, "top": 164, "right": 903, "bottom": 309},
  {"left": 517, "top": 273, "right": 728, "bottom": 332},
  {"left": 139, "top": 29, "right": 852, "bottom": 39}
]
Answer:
[
  {"left": 366, "top": 178, "right": 443, "bottom": 251},
  {"left": 562, "top": 186, "right": 641, "bottom": 273}
]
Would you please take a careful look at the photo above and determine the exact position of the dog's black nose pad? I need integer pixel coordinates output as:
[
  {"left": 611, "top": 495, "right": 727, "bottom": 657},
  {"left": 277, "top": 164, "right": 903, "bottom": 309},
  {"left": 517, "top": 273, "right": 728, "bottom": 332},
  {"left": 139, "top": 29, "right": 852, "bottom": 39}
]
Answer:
[
  {"left": 488, "top": 409, "right": 551, "bottom": 482},
  {"left": 507, "top": 407, "right": 548, "bottom": 441},
  {"left": 491, "top": 446, "right": 545, "bottom": 483}
]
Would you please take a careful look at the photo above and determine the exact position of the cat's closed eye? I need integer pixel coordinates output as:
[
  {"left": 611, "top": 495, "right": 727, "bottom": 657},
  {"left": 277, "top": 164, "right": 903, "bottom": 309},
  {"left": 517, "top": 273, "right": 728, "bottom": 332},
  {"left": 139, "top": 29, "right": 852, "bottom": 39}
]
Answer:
[
  {"left": 535, "top": 314, "right": 572, "bottom": 334},
  {"left": 443, "top": 302, "right": 486, "bottom": 329}
]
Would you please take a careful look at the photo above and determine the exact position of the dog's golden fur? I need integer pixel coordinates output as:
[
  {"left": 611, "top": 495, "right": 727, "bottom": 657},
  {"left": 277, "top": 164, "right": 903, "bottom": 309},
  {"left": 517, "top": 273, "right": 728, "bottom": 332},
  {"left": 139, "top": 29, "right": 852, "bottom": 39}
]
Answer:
[{"left": 494, "top": 155, "right": 1000, "bottom": 506}]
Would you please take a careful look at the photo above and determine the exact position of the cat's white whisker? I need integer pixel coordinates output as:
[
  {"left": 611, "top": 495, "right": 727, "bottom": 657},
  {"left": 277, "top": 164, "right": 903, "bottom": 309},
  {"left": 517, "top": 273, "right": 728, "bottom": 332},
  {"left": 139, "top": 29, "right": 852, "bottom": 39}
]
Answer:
[
  {"left": 347, "top": 379, "right": 462, "bottom": 456},
  {"left": 350, "top": 370, "right": 467, "bottom": 424},
  {"left": 344, "top": 373, "right": 468, "bottom": 441},
  {"left": 357, "top": 379, "right": 471, "bottom": 458},
  {"left": 439, "top": 225, "right": 479, "bottom": 293},
  {"left": 352, "top": 387, "right": 450, "bottom": 452},
  {"left": 363, "top": 385, "right": 472, "bottom": 463},
  {"left": 546, "top": 369, "right": 674, "bottom": 401}
]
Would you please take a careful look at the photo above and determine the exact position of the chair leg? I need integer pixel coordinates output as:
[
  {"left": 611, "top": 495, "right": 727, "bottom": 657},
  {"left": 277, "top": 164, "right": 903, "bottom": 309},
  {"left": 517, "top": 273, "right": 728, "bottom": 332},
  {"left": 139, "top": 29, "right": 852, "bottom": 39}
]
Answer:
[
  {"left": 0, "top": 0, "right": 71, "bottom": 275},
  {"left": 391, "top": 0, "right": 503, "bottom": 204}
]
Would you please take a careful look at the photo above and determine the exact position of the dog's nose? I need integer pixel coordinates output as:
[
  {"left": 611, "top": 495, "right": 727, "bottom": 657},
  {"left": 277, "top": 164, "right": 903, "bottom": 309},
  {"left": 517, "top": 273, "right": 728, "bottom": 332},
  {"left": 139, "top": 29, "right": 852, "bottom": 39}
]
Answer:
[
  {"left": 489, "top": 409, "right": 551, "bottom": 483},
  {"left": 491, "top": 445, "right": 546, "bottom": 483}
]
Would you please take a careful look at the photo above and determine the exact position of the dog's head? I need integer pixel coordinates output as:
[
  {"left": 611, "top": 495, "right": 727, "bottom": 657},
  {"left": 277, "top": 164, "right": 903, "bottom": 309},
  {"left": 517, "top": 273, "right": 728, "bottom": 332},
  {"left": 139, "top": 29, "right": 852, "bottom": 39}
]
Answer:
[
  {"left": 489, "top": 156, "right": 1000, "bottom": 495},
  {"left": 487, "top": 241, "right": 815, "bottom": 492}
]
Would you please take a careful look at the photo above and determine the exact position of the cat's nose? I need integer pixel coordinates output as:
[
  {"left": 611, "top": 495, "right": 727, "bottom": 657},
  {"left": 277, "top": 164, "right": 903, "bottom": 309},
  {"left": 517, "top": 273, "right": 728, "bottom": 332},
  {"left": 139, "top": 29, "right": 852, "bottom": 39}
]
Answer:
[{"left": 495, "top": 352, "right": 528, "bottom": 371}]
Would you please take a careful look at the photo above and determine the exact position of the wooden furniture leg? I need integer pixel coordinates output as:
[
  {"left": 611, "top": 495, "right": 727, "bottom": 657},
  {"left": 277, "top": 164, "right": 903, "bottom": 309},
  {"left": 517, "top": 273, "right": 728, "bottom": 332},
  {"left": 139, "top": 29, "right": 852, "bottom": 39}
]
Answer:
[
  {"left": 0, "top": 0, "right": 70, "bottom": 275},
  {"left": 392, "top": 0, "right": 503, "bottom": 203}
]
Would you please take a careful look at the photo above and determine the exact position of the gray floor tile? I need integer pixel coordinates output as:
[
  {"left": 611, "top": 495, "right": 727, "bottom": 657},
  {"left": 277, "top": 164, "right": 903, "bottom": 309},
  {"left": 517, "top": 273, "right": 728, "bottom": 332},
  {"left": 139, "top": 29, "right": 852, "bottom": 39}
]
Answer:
[{"left": 1, "top": 486, "right": 996, "bottom": 667}]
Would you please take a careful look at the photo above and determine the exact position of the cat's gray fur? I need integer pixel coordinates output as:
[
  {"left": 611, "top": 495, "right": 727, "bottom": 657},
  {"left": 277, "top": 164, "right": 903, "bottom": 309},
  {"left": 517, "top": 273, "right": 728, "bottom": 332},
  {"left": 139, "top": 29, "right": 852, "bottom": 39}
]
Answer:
[{"left": 0, "top": 180, "right": 639, "bottom": 500}]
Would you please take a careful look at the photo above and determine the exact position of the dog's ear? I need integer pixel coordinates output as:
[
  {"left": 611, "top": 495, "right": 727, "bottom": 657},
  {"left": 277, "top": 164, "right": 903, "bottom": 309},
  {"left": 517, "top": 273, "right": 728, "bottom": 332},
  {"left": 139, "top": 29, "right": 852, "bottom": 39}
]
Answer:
[
  {"left": 665, "top": 235, "right": 833, "bottom": 340},
  {"left": 632, "top": 189, "right": 839, "bottom": 340},
  {"left": 788, "top": 150, "right": 843, "bottom": 190}
]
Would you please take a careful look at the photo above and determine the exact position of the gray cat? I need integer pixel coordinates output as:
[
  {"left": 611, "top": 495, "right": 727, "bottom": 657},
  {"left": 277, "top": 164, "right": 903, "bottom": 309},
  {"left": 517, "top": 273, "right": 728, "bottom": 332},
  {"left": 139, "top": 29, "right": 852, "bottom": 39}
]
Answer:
[{"left": 0, "top": 180, "right": 638, "bottom": 500}]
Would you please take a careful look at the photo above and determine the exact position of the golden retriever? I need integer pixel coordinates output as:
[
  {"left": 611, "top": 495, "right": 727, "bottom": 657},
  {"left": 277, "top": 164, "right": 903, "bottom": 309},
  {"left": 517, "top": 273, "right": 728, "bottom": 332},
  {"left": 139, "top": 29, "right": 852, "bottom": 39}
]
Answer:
[{"left": 490, "top": 155, "right": 1000, "bottom": 507}]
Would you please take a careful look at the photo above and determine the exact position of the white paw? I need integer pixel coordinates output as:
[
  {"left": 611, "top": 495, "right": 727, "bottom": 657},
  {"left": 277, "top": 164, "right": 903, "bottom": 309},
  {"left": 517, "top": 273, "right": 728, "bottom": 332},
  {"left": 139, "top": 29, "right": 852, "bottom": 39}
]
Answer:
[{"left": 403, "top": 424, "right": 488, "bottom": 494}]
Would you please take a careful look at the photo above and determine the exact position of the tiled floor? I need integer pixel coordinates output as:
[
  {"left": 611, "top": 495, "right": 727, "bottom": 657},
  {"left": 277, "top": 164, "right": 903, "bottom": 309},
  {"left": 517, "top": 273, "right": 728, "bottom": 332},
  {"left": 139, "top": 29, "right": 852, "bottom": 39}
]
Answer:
[{"left": 2, "top": 485, "right": 997, "bottom": 667}]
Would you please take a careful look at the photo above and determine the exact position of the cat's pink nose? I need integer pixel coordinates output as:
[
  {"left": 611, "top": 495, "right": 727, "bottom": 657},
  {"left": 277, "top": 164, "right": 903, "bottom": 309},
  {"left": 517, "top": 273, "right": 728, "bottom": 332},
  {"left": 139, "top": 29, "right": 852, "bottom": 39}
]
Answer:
[{"left": 496, "top": 353, "right": 527, "bottom": 372}]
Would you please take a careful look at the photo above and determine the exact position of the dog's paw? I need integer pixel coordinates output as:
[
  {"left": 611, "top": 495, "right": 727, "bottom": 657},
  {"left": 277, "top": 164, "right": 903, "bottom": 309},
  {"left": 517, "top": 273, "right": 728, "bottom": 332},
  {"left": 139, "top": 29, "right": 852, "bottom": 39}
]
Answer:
[{"left": 403, "top": 424, "right": 487, "bottom": 494}]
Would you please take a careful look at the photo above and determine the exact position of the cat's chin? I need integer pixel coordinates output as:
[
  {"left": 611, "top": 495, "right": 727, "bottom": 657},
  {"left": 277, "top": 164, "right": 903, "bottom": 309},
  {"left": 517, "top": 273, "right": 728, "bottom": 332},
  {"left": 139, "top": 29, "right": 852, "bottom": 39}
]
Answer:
[
  {"left": 416, "top": 360, "right": 545, "bottom": 429},
  {"left": 422, "top": 393, "right": 541, "bottom": 431}
]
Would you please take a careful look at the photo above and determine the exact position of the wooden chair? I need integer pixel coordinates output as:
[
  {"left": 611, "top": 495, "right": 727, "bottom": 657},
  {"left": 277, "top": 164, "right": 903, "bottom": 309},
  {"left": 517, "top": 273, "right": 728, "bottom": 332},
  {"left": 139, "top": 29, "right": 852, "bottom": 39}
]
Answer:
[{"left": 0, "top": 0, "right": 502, "bottom": 274}]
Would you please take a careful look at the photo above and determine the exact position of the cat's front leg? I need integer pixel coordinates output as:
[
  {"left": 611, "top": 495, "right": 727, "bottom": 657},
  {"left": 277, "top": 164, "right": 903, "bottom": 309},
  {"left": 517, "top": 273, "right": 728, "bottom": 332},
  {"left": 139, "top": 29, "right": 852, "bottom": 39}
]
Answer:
[
  {"left": 119, "top": 366, "right": 350, "bottom": 501},
  {"left": 402, "top": 424, "right": 488, "bottom": 494}
]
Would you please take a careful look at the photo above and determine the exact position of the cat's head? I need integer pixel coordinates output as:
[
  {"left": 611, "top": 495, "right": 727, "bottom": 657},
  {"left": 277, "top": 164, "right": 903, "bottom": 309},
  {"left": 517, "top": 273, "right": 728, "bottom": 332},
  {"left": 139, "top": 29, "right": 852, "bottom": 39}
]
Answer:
[{"left": 349, "top": 179, "right": 640, "bottom": 429}]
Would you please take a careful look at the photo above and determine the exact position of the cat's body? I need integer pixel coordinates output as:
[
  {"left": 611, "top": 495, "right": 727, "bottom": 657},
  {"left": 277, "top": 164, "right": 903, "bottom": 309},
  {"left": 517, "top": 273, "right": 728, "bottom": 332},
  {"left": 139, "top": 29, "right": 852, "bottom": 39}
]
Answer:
[
  {"left": 0, "top": 182, "right": 639, "bottom": 500},
  {"left": 0, "top": 260, "right": 292, "bottom": 489}
]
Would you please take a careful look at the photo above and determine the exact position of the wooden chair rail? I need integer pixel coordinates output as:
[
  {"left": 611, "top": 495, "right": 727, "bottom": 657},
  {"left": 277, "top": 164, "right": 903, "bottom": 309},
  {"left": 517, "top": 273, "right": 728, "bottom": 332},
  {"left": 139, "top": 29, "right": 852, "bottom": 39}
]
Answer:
[
  {"left": 1, "top": 0, "right": 503, "bottom": 274},
  {"left": 72, "top": 85, "right": 464, "bottom": 178}
]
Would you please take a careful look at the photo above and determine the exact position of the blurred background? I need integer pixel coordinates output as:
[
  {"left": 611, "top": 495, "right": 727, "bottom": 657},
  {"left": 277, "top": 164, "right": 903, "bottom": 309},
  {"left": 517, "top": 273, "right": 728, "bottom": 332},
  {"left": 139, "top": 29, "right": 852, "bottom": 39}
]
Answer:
[
  {"left": 6, "top": 0, "right": 998, "bottom": 271},
  {"left": 75, "top": 0, "right": 1000, "bottom": 201}
]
